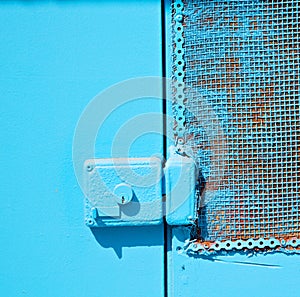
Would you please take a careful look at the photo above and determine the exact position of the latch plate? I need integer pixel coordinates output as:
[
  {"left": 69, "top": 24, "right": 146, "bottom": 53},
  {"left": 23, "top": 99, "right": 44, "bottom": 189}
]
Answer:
[{"left": 165, "top": 153, "right": 197, "bottom": 225}]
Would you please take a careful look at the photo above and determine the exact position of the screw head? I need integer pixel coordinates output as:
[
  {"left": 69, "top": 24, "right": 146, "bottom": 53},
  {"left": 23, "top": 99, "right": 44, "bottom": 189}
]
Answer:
[
  {"left": 86, "top": 164, "right": 93, "bottom": 172},
  {"left": 85, "top": 218, "right": 95, "bottom": 227},
  {"left": 176, "top": 246, "right": 182, "bottom": 252},
  {"left": 177, "top": 137, "right": 185, "bottom": 145},
  {"left": 175, "top": 14, "right": 183, "bottom": 22}
]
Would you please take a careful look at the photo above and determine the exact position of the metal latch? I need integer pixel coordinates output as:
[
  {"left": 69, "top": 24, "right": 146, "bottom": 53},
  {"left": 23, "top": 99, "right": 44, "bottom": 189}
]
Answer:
[{"left": 84, "top": 152, "right": 197, "bottom": 227}]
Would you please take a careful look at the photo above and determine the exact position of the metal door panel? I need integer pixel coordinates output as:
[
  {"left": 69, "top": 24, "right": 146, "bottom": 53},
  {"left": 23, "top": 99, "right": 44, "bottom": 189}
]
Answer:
[
  {"left": 165, "top": 0, "right": 300, "bottom": 295},
  {"left": 170, "top": 227, "right": 300, "bottom": 297},
  {"left": 0, "top": 1, "right": 164, "bottom": 297}
]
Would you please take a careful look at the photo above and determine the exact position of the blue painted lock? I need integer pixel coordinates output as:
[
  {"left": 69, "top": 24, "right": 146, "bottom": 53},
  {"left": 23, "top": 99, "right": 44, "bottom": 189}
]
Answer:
[
  {"left": 84, "top": 152, "right": 197, "bottom": 227},
  {"left": 84, "top": 157, "right": 164, "bottom": 227}
]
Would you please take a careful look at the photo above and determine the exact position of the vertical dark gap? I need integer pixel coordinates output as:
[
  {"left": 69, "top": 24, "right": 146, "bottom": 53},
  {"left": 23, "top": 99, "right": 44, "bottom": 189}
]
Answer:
[
  {"left": 161, "top": 1, "right": 168, "bottom": 297},
  {"left": 162, "top": 1, "right": 167, "bottom": 160}
]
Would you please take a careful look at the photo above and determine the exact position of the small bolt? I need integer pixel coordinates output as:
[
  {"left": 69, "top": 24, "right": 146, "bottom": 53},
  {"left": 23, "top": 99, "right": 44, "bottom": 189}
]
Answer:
[
  {"left": 177, "top": 137, "right": 185, "bottom": 145},
  {"left": 175, "top": 14, "right": 183, "bottom": 23},
  {"left": 176, "top": 246, "right": 182, "bottom": 252},
  {"left": 85, "top": 218, "right": 95, "bottom": 227},
  {"left": 86, "top": 165, "right": 93, "bottom": 172}
]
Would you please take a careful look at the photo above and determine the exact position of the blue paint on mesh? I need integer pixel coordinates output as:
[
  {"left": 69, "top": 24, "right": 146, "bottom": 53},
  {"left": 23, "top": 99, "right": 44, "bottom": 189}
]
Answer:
[{"left": 182, "top": 0, "right": 300, "bottom": 244}]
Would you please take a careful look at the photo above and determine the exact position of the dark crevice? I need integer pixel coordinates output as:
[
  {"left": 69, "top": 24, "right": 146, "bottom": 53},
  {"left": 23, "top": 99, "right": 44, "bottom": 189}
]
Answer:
[{"left": 162, "top": 1, "right": 170, "bottom": 297}]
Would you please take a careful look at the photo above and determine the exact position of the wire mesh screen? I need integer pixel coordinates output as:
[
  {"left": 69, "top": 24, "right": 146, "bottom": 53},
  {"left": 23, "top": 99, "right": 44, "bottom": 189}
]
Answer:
[{"left": 175, "top": 0, "right": 300, "bottom": 250}]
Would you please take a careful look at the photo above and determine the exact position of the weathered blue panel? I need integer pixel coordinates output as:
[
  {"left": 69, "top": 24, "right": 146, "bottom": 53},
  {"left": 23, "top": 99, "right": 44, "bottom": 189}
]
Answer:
[
  {"left": 0, "top": 1, "right": 164, "bottom": 297},
  {"left": 170, "top": 227, "right": 300, "bottom": 297},
  {"left": 166, "top": 0, "right": 300, "bottom": 296}
]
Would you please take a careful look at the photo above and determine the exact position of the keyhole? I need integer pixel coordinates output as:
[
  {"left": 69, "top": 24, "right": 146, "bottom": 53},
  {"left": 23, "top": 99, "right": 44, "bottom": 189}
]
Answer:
[{"left": 113, "top": 183, "right": 133, "bottom": 205}]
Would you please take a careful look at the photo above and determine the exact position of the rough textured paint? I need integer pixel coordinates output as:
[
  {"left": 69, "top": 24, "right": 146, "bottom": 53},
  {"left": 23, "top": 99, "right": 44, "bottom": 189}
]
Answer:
[{"left": 84, "top": 157, "right": 163, "bottom": 226}]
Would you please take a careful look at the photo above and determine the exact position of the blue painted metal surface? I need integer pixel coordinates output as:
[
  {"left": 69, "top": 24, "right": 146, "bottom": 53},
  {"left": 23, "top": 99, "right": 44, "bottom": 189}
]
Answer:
[
  {"left": 165, "top": 150, "right": 197, "bottom": 225},
  {"left": 170, "top": 227, "right": 300, "bottom": 297},
  {"left": 3, "top": 1, "right": 300, "bottom": 296},
  {"left": 166, "top": 0, "right": 300, "bottom": 296},
  {"left": 84, "top": 157, "right": 163, "bottom": 226},
  {"left": 0, "top": 1, "right": 164, "bottom": 296}
]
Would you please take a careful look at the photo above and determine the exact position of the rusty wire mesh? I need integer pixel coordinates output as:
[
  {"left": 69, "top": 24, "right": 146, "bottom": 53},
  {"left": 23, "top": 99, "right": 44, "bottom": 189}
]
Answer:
[{"left": 181, "top": 0, "right": 300, "bottom": 245}]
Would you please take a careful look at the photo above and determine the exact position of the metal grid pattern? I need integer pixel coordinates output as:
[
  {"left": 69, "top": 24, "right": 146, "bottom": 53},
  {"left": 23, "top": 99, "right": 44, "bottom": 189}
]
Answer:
[{"left": 179, "top": 0, "right": 300, "bottom": 249}]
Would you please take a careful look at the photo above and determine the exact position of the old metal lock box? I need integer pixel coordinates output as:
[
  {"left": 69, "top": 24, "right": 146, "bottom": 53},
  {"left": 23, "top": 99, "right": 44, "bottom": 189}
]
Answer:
[
  {"left": 84, "top": 157, "right": 164, "bottom": 227},
  {"left": 84, "top": 152, "right": 198, "bottom": 227}
]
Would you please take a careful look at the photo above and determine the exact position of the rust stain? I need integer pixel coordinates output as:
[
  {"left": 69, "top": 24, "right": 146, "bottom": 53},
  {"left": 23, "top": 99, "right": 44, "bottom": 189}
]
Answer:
[{"left": 182, "top": 0, "right": 300, "bottom": 248}]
